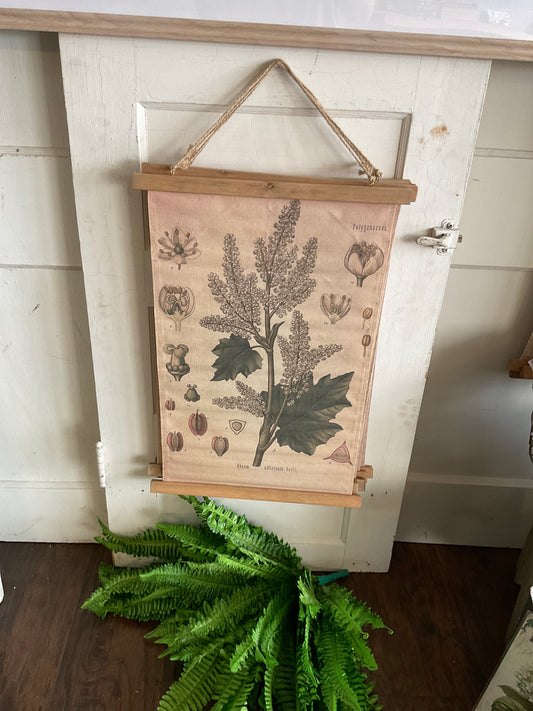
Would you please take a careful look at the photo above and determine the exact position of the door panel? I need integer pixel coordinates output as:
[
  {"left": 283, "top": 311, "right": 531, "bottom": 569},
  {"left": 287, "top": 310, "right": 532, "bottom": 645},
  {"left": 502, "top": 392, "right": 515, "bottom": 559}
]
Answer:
[{"left": 59, "top": 35, "right": 490, "bottom": 569}]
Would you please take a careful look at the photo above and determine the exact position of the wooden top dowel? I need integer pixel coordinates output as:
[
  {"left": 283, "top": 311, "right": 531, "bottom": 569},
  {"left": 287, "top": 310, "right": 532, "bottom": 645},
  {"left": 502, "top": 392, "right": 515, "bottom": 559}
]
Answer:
[{"left": 132, "top": 165, "right": 418, "bottom": 205}]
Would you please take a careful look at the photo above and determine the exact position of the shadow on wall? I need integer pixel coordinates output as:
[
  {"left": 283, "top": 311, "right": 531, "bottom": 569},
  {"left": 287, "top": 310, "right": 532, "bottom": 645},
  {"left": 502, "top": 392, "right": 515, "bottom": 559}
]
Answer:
[{"left": 409, "top": 272, "right": 533, "bottom": 480}]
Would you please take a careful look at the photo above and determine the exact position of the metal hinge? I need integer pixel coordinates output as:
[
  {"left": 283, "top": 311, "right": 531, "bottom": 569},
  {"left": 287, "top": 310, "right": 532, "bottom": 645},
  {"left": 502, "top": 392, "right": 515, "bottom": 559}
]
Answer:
[{"left": 417, "top": 220, "right": 462, "bottom": 255}]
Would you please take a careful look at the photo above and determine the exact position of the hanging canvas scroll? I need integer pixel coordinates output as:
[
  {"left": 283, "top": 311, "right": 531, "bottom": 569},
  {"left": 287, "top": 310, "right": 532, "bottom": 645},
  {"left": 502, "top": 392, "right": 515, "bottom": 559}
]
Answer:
[{"left": 133, "top": 59, "right": 417, "bottom": 507}]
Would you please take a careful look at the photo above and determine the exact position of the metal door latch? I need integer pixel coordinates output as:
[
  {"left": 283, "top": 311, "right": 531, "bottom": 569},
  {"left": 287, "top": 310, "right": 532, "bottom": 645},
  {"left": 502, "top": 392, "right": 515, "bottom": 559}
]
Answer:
[{"left": 417, "top": 220, "right": 462, "bottom": 255}]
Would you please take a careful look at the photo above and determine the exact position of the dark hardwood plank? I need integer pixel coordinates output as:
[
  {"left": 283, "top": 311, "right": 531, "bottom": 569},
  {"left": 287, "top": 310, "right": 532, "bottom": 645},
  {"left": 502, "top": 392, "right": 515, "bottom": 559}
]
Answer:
[
  {"left": 0, "top": 541, "right": 519, "bottom": 711},
  {"left": 342, "top": 543, "right": 520, "bottom": 709}
]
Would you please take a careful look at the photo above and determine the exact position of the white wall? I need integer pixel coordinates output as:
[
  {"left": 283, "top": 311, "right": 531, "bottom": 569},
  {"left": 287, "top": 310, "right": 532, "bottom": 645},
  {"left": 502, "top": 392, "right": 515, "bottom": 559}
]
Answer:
[
  {"left": 0, "top": 30, "right": 106, "bottom": 540},
  {"left": 397, "top": 60, "right": 533, "bottom": 548}
]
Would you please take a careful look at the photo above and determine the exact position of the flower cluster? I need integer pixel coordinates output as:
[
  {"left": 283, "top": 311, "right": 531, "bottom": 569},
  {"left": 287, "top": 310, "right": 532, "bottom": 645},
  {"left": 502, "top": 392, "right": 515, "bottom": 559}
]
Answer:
[
  {"left": 200, "top": 234, "right": 261, "bottom": 339},
  {"left": 278, "top": 310, "right": 342, "bottom": 403},
  {"left": 213, "top": 380, "right": 265, "bottom": 418},
  {"left": 253, "top": 200, "right": 317, "bottom": 318}
]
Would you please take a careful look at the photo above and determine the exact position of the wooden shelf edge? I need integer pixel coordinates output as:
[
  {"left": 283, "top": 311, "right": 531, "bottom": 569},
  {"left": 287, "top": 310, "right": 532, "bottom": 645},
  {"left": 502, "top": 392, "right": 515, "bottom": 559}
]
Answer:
[
  {"left": 509, "top": 358, "right": 533, "bottom": 380},
  {"left": 1, "top": 10, "right": 533, "bottom": 62},
  {"left": 132, "top": 167, "right": 418, "bottom": 205},
  {"left": 149, "top": 478, "right": 362, "bottom": 508}
]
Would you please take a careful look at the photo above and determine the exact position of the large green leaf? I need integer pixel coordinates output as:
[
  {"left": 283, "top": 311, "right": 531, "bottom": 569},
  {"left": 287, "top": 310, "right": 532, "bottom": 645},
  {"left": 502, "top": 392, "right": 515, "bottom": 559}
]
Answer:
[
  {"left": 211, "top": 334, "right": 263, "bottom": 381},
  {"left": 275, "top": 372, "right": 353, "bottom": 455}
]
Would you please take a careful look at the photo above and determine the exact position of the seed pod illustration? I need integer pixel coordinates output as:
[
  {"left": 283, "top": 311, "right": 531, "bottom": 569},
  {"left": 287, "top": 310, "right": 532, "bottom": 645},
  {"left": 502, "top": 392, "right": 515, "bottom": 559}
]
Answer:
[
  {"left": 164, "top": 344, "right": 190, "bottom": 382},
  {"left": 323, "top": 441, "right": 352, "bottom": 465},
  {"left": 362, "top": 334, "right": 371, "bottom": 357},
  {"left": 320, "top": 293, "right": 352, "bottom": 324},
  {"left": 166, "top": 431, "right": 183, "bottom": 452},
  {"left": 158, "top": 285, "right": 195, "bottom": 331},
  {"left": 229, "top": 419, "right": 246, "bottom": 435},
  {"left": 344, "top": 241, "right": 384, "bottom": 287},
  {"left": 362, "top": 307, "right": 373, "bottom": 330},
  {"left": 189, "top": 410, "right": 208, "bottom": 436},
  {"left": 165, "top": 398, "right": 175, "bottom": 411},
  {"left": 212, "top": 436, "right": 229, "bottom": 457},
  {"left": 184, "top": 384, "right": 200, "bottom": 402}
]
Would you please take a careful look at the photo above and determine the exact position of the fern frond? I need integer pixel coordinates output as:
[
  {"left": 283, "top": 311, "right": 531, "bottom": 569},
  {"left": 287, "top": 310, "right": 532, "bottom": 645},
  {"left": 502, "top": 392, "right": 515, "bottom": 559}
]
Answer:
[
  {"left": 201, "top": 499, "right": 301, "bottom": 571},
  {"left": 322, "top": 583, "right": 389, "bottom": 631},
  {"left": 140, "top": 561, "right": 251, "bottom": 600},
  {"left": 156, "top": 522, "right": 228, "bottom": 560},
  {"left": 316, "top": 615, "right": 382, "bottom": 711},
  {"left": 95, "top": 518, "right": 200, "bottom": 561},
  {"left": 157, "top": 641, "right": 224, "bottom": 711},
  {"left": 216, "top": 551, "right": 287, "bottom": 580},
  {"left": 297, "top": 604, "right": 320, "bottom": 701},
  {"left": 298, "top": 568, "right": 322, "bottom": 619},
  {"left": 318, "top": 584, "right": 389, "bottom": 671},
  {"left": 82, "top": 566, "right": 157, "bottom": 618},
  {"left": 229, "top": 627, "right": 256, "bottom": 673},
  {"left": 162, "top": 584, "right": 270, "bottom": 661},
  {"left": 211, "top": 658, "right": 259, "bottom": 710},
  {"left": 252, "top": 587, "right": 296, "bottom": 667},
  {"left": 144, "top": 609, "right": 197, "bottom": 641},
  {"left": 102, "top": 586, "right": 185, "bottom": 622}
]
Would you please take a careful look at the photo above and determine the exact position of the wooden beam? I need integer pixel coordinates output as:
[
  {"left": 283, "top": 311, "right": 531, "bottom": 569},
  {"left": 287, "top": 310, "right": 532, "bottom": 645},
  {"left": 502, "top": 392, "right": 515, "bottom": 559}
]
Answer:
[
  {"left": 1, "top": 9, "right": 532, "bottom": 62},
  {"left": 509, "top": 358, "right": 533, "bottom": 380},
  {"left": 132, "top": 166, "right": 418, "bottom": 205},
  {"left": 149, "top": 478, "right": 362, "bottom": 508}
]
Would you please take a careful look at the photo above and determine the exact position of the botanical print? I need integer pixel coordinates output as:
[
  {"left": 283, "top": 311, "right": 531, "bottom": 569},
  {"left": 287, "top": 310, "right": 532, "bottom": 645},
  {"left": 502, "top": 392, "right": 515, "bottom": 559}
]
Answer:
[
  {"left": 200, "top": 200, "right": 352, "bottom": 467},
  {"left": 474, "top": 612, "right": 533, "bottom": 711},
  {"left": 148, "top": 191, "right": 399, "bottom": 494}
]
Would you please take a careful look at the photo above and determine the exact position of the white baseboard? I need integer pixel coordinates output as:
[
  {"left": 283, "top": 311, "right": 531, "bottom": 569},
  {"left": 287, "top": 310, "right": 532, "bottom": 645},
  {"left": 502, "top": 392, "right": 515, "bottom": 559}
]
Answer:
[
  {"left": 396, "top": 473, "right": 533, "bottom": 548},
  {"left": 0, "top": 482, "right": 107, "bottom": 542}
]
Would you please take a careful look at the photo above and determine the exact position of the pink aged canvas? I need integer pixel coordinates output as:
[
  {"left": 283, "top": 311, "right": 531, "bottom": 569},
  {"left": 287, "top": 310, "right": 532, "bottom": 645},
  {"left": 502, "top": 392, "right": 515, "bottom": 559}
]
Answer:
[{"left": 148, "top": 191, "right": 399, "bottom": 495}]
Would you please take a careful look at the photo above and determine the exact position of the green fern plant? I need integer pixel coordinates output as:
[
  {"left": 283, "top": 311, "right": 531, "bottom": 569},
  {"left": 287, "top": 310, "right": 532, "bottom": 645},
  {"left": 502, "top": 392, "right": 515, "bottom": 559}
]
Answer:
[{"left": 83, "top": 497, "right": 390, "bottom": 710}]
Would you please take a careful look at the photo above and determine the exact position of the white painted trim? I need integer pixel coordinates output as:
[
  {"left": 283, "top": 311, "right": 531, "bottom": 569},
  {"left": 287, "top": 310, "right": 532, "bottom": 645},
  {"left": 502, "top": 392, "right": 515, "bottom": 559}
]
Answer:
[
  {"left": 140, "top": 101, "right": 410, "bottom": 122},
  {"left": 0, "top": 145, "right": 70, "bottom": 157},
  {"left": 451, "top": 263, "right": 533, "bottom": 272},
  {"left": 408, "top": 471, "right": 533, "bottom": 489},
  {"left": 474, "top": 147, "right": 533, "bottom": 160},
  {"left": 0, "top": 263, "right": 82, "bottom": 271},
  {"left": 0, "top": 479, "right": 102, "bottom": 490}
]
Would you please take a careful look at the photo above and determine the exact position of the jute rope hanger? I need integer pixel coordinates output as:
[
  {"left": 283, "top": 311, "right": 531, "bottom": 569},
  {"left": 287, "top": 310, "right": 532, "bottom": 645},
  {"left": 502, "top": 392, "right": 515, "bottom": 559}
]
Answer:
[{"left": 170, "top": 58, "right": 383, "bottom": 185}]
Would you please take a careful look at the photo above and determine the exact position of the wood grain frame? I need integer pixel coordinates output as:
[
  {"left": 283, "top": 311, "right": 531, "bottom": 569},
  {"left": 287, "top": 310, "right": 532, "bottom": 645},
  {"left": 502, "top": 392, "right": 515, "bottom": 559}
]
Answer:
[
  {"left": 133, "top": 165, "right": 418, "bottom": 205},
  {"left": 1, "top": 8, "right": 532, "bottom": 61}
]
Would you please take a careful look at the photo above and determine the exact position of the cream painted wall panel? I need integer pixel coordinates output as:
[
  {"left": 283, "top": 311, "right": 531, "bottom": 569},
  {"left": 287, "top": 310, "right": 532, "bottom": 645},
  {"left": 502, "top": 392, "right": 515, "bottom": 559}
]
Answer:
[
  {"left": 135, "top": 42, "right": 420, "bottom": 114},
  {"left": 0, "top": 267, "right": 100, "bottom": 483},
  {"left": 0, "top": 30, "right": 68, "bottom": 148},
  {"left": 409, "top": 268, "right": 533, "bottom": 480},
  {"left": 476, "top": 61, "right": 533, "bottom": 151},
  {"left": 0, "top": 29, "right": 105, "bottom": 541},
  {"left": 0, "top": 485, "right": 106, "bottom": 541},
  {"left": 455, "top": 156, "right": 533, "bottom": 268},
  {"left": 143, "top": 108, "right": 406, "bottom": 178},
  {"left": 396, "top": 480, "right": 533, "bottom": 548},
  {"left": 0, "top": 156, "right": 81, "bottom": 266}
]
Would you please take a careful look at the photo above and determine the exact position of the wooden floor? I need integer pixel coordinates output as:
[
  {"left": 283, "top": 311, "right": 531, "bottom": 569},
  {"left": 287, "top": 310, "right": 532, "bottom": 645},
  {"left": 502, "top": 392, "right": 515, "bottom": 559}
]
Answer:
[{"left": 0, "top": 541, "right": 520, "bottom": 711}]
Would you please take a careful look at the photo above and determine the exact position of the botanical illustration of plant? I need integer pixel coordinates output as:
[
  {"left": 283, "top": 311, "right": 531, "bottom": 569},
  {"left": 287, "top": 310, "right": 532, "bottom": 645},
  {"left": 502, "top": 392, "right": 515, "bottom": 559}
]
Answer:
[{"left": 200, "top": 200, "right": 354, "bottom": 467}]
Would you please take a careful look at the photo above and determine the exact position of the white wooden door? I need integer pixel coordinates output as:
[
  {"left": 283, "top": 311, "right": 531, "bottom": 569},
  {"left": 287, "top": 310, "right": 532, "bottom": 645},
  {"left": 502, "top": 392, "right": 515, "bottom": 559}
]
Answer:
[{"left": 59, "top": 35, "right": 490, "bottom": 570}]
